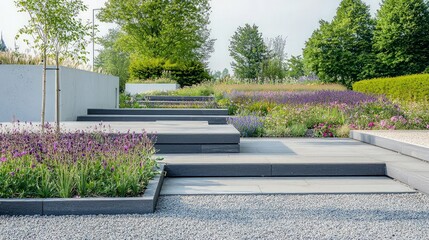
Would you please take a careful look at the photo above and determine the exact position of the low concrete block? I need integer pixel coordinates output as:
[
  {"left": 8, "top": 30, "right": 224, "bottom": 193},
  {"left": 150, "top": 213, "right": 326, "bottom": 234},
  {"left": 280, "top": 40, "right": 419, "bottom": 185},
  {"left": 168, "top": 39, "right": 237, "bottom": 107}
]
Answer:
[
  {"left": 88, "top": 108, "right": 229, "bottom": 116},
  {"left": 165, "top": 164, "right": 272, "bottom": 177},
  {"left": 77, "top": 115, "right": 228, "bottom": 125},
  {"left": 271, "top": 163, "right": 386, "bottom": 176},
  {"left": 0, "top": 199, "right": 43, "bottom": 215}
]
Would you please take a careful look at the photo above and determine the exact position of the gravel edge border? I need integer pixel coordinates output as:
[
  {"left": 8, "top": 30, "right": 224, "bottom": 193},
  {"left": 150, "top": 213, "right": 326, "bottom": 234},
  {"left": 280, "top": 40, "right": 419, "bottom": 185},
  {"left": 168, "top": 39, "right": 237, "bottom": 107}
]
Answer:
[{"left": 0, "top": 164, "right": 165, "bottom": 216}]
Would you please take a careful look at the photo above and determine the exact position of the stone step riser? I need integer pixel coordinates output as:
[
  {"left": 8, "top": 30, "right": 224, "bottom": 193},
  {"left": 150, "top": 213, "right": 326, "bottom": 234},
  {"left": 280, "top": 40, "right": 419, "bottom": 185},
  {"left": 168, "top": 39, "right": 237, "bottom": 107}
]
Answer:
[
  {"left": 87, "top": 108, "right": 229, "bottom": 116},
  {"left": 165, "top": 163, "right": 386, "bottom": 177},
  {"left": 77, "top": 115, "right": 228, "bottom": 124}
]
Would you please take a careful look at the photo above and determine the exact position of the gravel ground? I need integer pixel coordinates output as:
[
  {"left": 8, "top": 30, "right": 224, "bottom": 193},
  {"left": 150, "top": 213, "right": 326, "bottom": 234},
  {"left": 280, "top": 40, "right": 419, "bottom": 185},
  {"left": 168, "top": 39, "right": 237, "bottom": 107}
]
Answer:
[
  {"left": 356, "top": 130, "right": 429, "bottom": 147},
  {"left": 1, "top": 194, "right": 429, "bottom": 240}
]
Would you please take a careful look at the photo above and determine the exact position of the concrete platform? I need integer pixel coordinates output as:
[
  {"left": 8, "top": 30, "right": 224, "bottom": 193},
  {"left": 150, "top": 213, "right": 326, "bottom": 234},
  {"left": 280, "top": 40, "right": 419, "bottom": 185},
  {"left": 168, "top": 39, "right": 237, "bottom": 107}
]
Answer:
[
  {"left": 161, "top": 177, "right": 415, "bottom": 195},
  {"left": 0, "top": 122, "right": 240, "bottom": 154},
  {"left": 77, "top": 115, "right": 228, "bottom": 124},
  {"left": 158, "top": 138, "right": 429, "bottom": 195},
  {"left": 87, "top": 108, "right": 228, "bottom": 116},
  {"left": 141, "top": 96, "right": 215, "bottom": 102}
]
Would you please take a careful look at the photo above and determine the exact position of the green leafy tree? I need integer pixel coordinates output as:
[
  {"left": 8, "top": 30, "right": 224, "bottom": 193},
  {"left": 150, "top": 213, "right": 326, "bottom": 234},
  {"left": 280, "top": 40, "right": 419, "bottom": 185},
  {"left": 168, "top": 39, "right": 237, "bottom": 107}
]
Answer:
[
  {"left": 16, "top": 0, "right": 91, "bottom": 132},
  {"left": 286, "top": 55, "right": 306, "bottom": 78},
  {"left": 99, "top": 0, "right": 214, "bottom": 63},
  {"left": 95, "top": 29, "right": 130, "bottom": 93},
  {"left": 373, "top": 0, "right": 429, "bottom": 77},
  {"left": 303, "top": 0, "right": 375, "bottom": 88},
  {"left": 229, "top": 24, "right": 268, "bottom": 80},
  {"left": 262, "top": 36, "right": 287, "bottom": 80}
]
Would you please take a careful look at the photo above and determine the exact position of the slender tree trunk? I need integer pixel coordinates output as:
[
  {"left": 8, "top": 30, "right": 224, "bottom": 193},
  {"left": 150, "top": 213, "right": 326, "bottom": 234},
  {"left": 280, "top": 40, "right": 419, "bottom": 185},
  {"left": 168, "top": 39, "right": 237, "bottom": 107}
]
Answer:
[
  {"left": 55, "top": 51, "right": 60, "bottom": 133},
  {"left": 41, "top": 48, "right": 47, "bottom": 132}
]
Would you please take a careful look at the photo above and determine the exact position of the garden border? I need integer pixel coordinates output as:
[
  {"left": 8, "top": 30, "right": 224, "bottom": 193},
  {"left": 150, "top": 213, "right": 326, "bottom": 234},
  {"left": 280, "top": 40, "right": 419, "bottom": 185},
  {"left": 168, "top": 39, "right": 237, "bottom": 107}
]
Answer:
[{"left": 0, "top": 164, "right": 165, "bottom": 216}]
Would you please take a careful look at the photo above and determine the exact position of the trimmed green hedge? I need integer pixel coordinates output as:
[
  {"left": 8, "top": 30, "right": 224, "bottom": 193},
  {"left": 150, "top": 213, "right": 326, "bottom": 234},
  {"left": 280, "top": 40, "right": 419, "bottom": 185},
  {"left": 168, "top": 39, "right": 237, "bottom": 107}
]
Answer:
[
  {"left": 129, "top": 58, "right": 210, "bottom": 87},
  {"left": 353, "top": 74, "right": 429, "bottom": 102}
]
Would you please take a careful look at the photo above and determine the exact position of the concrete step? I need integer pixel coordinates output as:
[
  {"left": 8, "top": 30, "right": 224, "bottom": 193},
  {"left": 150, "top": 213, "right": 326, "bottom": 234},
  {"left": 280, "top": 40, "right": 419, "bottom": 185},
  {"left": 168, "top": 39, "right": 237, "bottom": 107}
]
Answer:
[
  {"left": 140, "top": 96, "right": 215, "bottom": 102},
  {"left": 88, "top": 108, "right": 229, "bottom": 116},
  {"left": 137, "top": 101, "right": 216, "bottom": 108},
  {"left": 77, "top": 115, "right": 229, "bottom": 124},
  {"left": 164, "top": 163, "right": 386, "bottom": 177},
  {"left": 161, "top": 177, "right": 415, "bottom": 195}
]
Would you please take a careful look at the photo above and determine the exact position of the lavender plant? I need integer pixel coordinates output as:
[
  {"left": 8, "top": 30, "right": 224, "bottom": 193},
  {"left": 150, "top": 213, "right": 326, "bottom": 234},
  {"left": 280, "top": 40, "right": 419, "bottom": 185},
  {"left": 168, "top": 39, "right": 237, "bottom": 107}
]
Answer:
[
  {"left": 0, "top": 123, "right": 157, "bottom": 198},
  {"left": 228, "top": 116, "right": 264, "bottom": 137}
]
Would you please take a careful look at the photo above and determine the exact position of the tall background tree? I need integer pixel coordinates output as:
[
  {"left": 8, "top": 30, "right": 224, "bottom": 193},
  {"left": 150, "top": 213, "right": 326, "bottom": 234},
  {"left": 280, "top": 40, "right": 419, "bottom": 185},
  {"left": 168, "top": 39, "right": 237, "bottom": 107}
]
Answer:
[
  {"left": 303, "top": 0, "right": 375, "bottom": 88},
  {"left": 373, "top": 0, "right": 429, "bottom": 77},
  {"left": 262, "top": 36, "right": 287, "bottom": 80},
  {"left": 95, "top": 28, "right": 130, "bottom": 92},
  {"left": 229, "top": 24, "right": 268, "bottom": 80},
  {"left": 99, "top": 0, "right": 214, "bottom": 63}
]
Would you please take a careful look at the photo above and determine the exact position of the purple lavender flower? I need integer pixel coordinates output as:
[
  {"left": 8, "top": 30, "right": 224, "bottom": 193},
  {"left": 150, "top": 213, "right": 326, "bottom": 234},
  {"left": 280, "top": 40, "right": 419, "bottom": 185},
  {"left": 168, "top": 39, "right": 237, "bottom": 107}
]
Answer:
[
  {"left": 227, "top": 90, "right": 381, "bottom": 106},
  {"left": 0, "top": 156, "right": 6, "bottom": 162}
]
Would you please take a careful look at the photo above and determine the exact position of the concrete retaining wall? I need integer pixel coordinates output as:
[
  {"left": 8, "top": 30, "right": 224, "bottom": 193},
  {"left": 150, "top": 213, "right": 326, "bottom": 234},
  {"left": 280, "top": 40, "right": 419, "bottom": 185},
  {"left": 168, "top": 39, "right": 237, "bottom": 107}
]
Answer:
[{"left": 0, "top": 65, "right": 119, "bottom": 122}]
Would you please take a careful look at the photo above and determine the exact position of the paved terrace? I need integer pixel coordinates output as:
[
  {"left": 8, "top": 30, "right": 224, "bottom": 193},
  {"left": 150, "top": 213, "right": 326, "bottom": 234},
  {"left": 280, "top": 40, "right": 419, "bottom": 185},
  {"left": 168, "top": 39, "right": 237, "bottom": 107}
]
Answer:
[{"left": 158, "top": 138, "right": 429, "bottom": 195}]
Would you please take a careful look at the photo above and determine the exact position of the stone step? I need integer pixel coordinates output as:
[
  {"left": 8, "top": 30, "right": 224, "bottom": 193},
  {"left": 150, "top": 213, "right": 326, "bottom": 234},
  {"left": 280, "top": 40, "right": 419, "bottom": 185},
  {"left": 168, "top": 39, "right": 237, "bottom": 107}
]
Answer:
[
  {"left": 77, "top": 115, "right": 229, "bottom": 124},
  {"left": 164, "top": 163, "right": 386, "bottom": 177},
  {"left": 88, "top": 108, "right": 229, "bottom": 116},
  {"left": 161, "top": 177, "right": 415, "bottom": 195},
  {"left": 136, "top": 101, "right": 215, "bottom": 108},
  {"left": 139, "top": 96, "right": 215, "bottom": 102}
]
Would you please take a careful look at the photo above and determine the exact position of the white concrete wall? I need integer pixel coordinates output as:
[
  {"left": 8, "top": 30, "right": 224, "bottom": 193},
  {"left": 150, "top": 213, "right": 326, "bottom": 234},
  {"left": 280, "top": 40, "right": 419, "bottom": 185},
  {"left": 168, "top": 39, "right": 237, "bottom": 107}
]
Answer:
[
  {"left": 125, "top": 83, "right": 179, "bottom": 95},
  {"left": 0, "top": 65, "right": 119, "bottom": 122}
]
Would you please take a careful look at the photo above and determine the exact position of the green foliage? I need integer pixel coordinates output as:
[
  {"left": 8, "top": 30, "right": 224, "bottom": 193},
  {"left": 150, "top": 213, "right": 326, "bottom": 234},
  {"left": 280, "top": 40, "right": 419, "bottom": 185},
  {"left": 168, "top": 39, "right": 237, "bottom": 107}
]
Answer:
[
  {"left": 129, "top": 58, "right": 210, "bottom": 87},
  {"left": 95, "top": 29, "right": 130, "bottom": 93},
  {"left": 373, "top": 0, "right": 429, "bottom": 77},
  {"left": 229, "top": 24, "right": 268, "bottom": 80},
  {"left": 119, "top": 93, "right": 141, "bottom": 108},
  {"left": 99, "top": 0, "right": 214, "bottom": 64},
  {"left": 303, "top": 0, "right": 375, "bottom": 88},
  {"left": 353, "top": 74, "right": 429, "bottom": 102},
  {"left": 286, "top": 55, "right": 306, "bottom": 78},
  {"left": 16, "top": 0, "right": 91, "bottom": 64}
]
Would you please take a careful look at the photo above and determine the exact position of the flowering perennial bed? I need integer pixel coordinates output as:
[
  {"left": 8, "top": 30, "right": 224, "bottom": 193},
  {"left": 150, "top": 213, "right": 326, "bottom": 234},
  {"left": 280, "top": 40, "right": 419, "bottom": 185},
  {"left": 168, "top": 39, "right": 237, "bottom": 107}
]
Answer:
[
  {"left": 0, "top": 123, "right": 157, "bottom": 198},
  {"left": 224, "top": 91, "right": 429, "bottom": 137}
]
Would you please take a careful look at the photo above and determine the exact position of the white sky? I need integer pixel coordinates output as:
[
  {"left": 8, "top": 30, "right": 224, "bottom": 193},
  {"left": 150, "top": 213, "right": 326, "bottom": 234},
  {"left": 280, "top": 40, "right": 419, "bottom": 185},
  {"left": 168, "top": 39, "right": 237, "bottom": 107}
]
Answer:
[{"left": 0, "top": 0, "right": 381, "bottom": 72}]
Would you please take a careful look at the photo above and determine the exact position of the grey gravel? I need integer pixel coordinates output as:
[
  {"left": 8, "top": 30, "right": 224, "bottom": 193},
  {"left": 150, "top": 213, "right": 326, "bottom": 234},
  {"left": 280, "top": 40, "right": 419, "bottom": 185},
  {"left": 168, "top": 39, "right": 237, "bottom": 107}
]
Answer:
[{"left": 1, "top": 194, "right": 429, "bottom": 240}]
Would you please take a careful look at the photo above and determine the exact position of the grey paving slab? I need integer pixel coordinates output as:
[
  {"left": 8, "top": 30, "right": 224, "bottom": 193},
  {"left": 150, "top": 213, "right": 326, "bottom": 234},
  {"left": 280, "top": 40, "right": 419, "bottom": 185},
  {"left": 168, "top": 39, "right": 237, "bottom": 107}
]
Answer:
[
  {"left": 142, "top": 96, "right": 215, "bottom": 102},
  {"left": 88, "top": 108, "right": 228, "bottom": 116},
  {"left": 161, "top": 177, "right": 415, "bottom": 195},
  {"left": 77, "top": 115, "right": 229, "bottom": 124}
]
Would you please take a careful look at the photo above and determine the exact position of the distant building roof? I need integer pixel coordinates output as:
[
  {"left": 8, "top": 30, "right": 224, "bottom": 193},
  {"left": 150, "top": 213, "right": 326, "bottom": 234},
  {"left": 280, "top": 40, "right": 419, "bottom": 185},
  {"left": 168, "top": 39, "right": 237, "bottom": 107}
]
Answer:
[{"left": 0, "top": 32, "right": 7, "bottom": 52}]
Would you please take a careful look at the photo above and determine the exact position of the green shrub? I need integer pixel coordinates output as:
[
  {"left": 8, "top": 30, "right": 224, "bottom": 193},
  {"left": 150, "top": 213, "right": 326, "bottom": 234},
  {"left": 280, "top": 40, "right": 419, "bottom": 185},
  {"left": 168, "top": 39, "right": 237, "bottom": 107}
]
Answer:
[
  {"left": 353, "top": 74, "right": 429, "bottom": 102},
  {"left": 129, "top": 58, "right": 210, "bottom": 87}
]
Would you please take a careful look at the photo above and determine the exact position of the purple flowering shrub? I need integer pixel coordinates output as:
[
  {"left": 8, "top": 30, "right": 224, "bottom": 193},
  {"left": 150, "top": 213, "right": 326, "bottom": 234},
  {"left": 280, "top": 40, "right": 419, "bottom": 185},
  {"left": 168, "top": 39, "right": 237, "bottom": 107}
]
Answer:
[
  {"left": 228, "top": 116, "right": 264, "bottom": 137},
  {"left": 0, "top": 124, "right": 157, "bottom": 198}
]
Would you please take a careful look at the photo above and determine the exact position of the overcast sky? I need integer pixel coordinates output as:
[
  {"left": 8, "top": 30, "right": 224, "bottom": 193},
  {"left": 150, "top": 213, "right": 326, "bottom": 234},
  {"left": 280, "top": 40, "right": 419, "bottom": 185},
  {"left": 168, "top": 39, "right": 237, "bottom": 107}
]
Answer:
[{"left": 0, "top": 0, "right": 381, "bottom": 72}]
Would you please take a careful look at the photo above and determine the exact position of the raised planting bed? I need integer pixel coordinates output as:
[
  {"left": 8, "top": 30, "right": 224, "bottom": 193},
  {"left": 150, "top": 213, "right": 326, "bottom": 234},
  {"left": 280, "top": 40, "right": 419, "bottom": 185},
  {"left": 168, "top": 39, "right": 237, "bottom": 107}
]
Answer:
[
  {"left": 0, "top": 164, "right": 165, "bottom": 216},
  {"left": 0, "top": 123, "right": 165, "bottom": 215}
]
